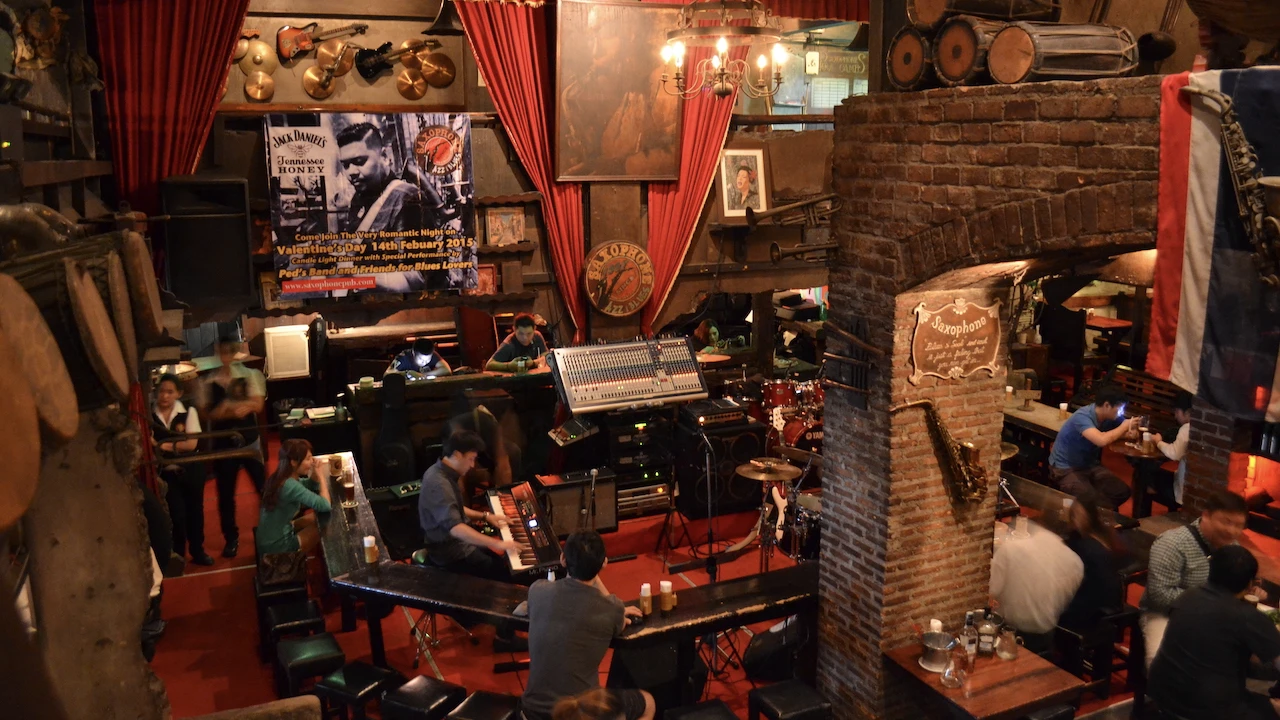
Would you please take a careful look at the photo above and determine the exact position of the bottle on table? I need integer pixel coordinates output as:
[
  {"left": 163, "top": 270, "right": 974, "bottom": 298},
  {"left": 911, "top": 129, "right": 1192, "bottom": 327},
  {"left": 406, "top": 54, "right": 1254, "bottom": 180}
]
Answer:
[
  {"left": 977, "top": 607, "right": 997, "bottom": 658},
  {"left": 961, "top": 611, "right": 979, "bottom": 664}
]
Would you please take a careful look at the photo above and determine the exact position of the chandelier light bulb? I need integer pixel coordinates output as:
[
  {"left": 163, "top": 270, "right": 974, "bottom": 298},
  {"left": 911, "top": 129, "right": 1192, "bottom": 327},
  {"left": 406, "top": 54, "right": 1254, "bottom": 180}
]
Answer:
[
  {"left": 772, "top": 43, "right": 787, "bottom": 65},
  {"left": 673, "top": 40, "right": 686, "bottom": 58},
  {"left": 711, "top": 54, "right": 721, "bottom": 69},
  {"left": 756, "top": 54, "right": 767, "bottom": 69},
  {"left": 661, "top": 45, "right": 673, "bottom": 64},
  {"left": 716, "top": 36, "right": 728, "bottom": 54}
]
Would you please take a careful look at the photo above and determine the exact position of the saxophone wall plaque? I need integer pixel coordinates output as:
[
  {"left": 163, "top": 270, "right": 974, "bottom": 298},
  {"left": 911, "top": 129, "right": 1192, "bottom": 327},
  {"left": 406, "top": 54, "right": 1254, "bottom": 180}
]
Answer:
[{"left": 909, "top": 297, "right": 1002, "bottom": 385}]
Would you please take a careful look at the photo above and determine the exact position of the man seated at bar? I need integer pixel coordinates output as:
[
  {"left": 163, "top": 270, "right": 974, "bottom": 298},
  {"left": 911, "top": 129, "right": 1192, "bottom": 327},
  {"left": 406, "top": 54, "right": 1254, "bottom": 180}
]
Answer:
[
  {"left": 418, "top": 430, "right": 524, "bottom": 580},
  {"left": 256, "top": 439, "right": 332, "bottom": 555},
  {"left": 1140, "top": 489, "right": 1248, "bottom": 667},
  {"left": 1047, "top": 384, "right": 1137, "bottom": 509},
  {"left": 1145, "top": 391, "right": 1193, "bottom": 513},
  {"left": 486, "top": 313, "right": 548, "bottom": 373},
  {"left": 386, "top": 337, "right": 452, "bottom": 379},
  {"left": 1149, "top": 544, "right": 1280, "bottom": 720},
  {"left": 989, "top": 515, "right": 1083, "bottom": 652},
  {"left": 522, "top": 530, "right": 652, "bottom": 720}
]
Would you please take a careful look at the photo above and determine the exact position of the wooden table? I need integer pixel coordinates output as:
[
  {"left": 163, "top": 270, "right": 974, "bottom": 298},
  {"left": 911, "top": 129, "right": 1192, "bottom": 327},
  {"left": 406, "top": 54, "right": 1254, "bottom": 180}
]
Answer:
[
  {"left": 885, "top": 645, "right": 1085, "bottom": 720},
  {"left": 1002, "top": 400, "right": 1066, "bottom": 438},
  {"left": 1085, "top": 316, "right": 1133, "bottom": 332},
  {"left": 1108, "top": 440, "right": 1167, "bottom": 518}
]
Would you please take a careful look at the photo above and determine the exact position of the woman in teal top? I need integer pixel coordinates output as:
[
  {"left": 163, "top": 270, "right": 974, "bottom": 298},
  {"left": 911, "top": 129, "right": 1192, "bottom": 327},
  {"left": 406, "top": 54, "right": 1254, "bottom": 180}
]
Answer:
[{"left": 257, "top": 439, "right": 332, "bottom": 554}]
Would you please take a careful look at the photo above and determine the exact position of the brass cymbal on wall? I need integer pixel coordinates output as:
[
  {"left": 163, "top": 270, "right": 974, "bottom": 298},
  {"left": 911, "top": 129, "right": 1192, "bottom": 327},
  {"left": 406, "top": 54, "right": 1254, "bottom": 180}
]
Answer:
[
  {"left": 420, "top": 52, "right": 456, "bottom": 88},
  {"left": 303, "top": 65, "right": 338, "bottom": 99},
  {"left": 238, "top": 39, "right": 278, "bottom": 75},
  {"left": 317, "top": 38, "right": 355, "bottom": 76},
  {"left": 233, "top": 37, "right": 250, "bottom": 61},
  {"left": 396, "top": 68, "right": 427, "bottom": 100},
  {"left": 244, "top": 71, "right": 274, "bottom": 101},
  {"left": 401, "top": 40, "right": 428, "bottom": 69}
]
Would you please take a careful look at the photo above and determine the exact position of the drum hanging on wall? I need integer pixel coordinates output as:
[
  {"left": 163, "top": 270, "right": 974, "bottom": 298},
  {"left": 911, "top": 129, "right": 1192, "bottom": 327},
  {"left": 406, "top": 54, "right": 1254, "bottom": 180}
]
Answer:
[
  {"left": 0, "top": 325, "right": 40, "bottom": 532},
  {"left": 934, "top": 15, "right": 1006, "bottom": 86},
  {"left": 988, "top": 22, "right": 1138, "bottom": 84},
  {"left": 0, "top": 273, "right": 78, "bottom": 443},
  {"left": 908, "top": 0, "right": 1059, "bottom": 30},
  {"left": 887, "top": 26, "right": 934, "bottom": 91},
  {"left": 121, "top": 231, "right": 165, "bottom": 341}
]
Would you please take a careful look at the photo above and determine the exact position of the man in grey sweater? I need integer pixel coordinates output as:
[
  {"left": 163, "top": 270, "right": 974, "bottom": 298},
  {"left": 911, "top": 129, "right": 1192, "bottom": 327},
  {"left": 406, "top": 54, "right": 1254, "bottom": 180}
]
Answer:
[
  {"left": 1139, "top": 489, "right": 1248, "bottom": 667},
  {"left": 522, "top": 531, "right": 653, "bottom": 720}
]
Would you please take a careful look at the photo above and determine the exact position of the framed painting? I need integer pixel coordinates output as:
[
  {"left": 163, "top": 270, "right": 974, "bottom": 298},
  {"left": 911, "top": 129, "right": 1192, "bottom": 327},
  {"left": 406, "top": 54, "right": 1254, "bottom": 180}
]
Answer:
[
  {"left": 466, "top": 264, "right": 498, "bottom": 296},
  {"left": 485, "top": 207, "right": 525, "bottom": 247},
  {"left": 716, "top": 143, "right": 772, "bottom": 222},
  {"left": 556, "top": 0, "right": 682, "bottom": 181}
]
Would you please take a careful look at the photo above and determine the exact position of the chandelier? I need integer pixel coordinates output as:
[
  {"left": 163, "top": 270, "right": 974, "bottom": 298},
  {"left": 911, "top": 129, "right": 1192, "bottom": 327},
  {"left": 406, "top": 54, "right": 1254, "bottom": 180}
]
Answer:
[{"left": 659, "top": 0, "right": 788, "bottom": 100}]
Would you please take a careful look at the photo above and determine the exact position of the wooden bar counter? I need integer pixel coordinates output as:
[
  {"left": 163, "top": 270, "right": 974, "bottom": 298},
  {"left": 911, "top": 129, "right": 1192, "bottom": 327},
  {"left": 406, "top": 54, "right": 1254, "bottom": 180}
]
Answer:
[{"left": 885, "top": 645, "right": 1084, "bottom": 720}]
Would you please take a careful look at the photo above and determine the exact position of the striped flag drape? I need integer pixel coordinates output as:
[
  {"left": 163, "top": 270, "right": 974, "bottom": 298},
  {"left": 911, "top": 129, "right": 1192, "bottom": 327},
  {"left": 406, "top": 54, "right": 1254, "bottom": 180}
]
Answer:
[{"left": 1148, "top": 68, "right": 1280, "bottom": 421}]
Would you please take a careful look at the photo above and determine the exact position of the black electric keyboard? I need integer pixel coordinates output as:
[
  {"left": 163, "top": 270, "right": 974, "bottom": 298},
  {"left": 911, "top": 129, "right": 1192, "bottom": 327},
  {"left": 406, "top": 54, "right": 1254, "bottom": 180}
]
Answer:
[{"left": 487, "top": 482, "right": 562, "bottom": 577}]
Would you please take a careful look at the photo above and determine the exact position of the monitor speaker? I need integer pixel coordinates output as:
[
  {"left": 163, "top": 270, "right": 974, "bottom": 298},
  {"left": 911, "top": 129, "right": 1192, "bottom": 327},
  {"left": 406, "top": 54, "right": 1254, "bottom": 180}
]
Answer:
[
  {"left": 742, "top": 616, "right": 811, "bottom": 682},
  {"left": 372, "top": 373, "right": 415, "bottom": 488},
  {"left": 160, "top": 175, "right": 254, "bottom": 308},
  {"left": 674, "top": 420, "right": 767, "bottom": 519},
  {"left": 534, "top": 469, "right": 618, "bottom": 537},
  {"left": 607, "top": 641, "right": 707, "bottom": 717}
]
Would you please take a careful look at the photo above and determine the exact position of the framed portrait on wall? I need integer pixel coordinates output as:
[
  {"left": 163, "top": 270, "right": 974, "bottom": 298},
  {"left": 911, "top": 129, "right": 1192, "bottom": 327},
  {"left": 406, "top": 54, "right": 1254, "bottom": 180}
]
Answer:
[
  {"left": 716, "top": 143, "right": 772, "bottom": 222},
  {"left": 466, "top": 264, "right": 498, "bottom": 295},
  {"left": 555, "top": 0, "right": 682, "bottom": 181},
  {"left": 259, "top": 271, "right": 303, "bottom": 310},
  {"left": 485, "top": 207, "right": 525, "bottom": 246}
]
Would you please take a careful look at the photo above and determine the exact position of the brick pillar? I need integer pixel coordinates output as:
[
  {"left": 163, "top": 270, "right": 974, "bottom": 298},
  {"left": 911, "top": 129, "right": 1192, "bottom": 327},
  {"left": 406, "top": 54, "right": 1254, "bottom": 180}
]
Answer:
[{"left": 1183, "top": 398, "right": 1238, "bottom": 510}]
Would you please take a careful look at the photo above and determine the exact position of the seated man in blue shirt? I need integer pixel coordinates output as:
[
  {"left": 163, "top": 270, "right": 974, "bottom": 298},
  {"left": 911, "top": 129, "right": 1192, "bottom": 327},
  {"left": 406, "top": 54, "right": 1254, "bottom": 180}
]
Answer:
[
  {"left": 387, "top": 338, "right": 452, "bottom": 378},
  {"left": 1048, "top": 384, "right": 1138, "bottom": 510}
]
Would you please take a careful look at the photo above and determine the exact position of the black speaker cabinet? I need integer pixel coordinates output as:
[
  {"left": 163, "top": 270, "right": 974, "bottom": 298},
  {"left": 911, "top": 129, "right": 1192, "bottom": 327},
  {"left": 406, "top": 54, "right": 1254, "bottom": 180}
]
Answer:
[
  {"left": 372, "top": 373, "right": 415, "bottom": 488},
  {"left": 160, "top": 175, "right": 254, "bottom": 308},
  {"left": 366, "top": 486, "right": 420, "bottom": 562},
  {"left": 533, "top": 468, "right": 618, "bottom": 538},
  {"left": 674, "top": 420, "right": 767, "bottom": 520},
  {"left": 607, "top": 641, "right": 707, "bottom": 717}
]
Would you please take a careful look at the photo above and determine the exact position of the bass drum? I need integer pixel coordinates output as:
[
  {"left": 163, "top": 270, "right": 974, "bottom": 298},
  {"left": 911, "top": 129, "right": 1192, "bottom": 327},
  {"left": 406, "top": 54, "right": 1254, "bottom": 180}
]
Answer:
[
  {"left": 781, "top": 416, "right": 823, "bottom": 455},
  {"left": 988, "top": 22, "right": 1138, "bottom": 84}
]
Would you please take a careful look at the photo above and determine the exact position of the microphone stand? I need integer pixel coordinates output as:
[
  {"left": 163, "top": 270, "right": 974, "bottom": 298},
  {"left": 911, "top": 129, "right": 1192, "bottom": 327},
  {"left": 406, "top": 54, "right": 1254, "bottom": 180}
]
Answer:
[
  {"left": 700, "top": 427, "right": 718, "bottom": 582},
  {"left": 582, "top": 467, "right": 598, "bottom": 531}
]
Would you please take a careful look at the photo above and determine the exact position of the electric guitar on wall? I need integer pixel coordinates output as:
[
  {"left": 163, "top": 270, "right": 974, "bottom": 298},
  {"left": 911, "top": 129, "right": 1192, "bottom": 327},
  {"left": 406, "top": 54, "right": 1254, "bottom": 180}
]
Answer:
[
  {"left": 355, "top": 40, "right": 429, "bottom": 80},
  {"left": 276, "top": 22, "right": 369, "bottom": 61}
]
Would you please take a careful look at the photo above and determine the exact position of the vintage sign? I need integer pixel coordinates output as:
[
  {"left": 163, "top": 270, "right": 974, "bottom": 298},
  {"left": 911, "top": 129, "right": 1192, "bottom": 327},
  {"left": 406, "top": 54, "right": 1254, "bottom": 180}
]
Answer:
[
  {"left": 583, "top": 241, "right": 655, "bottom": 317},
  {"left": 909, "top": 298, "right": 1002, "bottom": 384}
]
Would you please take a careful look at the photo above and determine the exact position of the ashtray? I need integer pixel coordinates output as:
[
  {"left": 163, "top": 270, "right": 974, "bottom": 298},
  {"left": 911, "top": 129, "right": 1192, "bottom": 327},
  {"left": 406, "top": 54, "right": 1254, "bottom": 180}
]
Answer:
[
  {"left": 341, "top": 501, "right": 357, "bottom": 509},
  {"left": 918, "top": 656, "right": 946, "bottom": 673}
]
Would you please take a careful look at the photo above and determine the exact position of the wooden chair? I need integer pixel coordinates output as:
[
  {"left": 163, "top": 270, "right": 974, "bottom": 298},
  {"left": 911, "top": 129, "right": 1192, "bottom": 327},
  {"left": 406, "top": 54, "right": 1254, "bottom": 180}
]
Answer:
[{"left": 1040, "top": 304, "right": 1110, "bottom": 396}]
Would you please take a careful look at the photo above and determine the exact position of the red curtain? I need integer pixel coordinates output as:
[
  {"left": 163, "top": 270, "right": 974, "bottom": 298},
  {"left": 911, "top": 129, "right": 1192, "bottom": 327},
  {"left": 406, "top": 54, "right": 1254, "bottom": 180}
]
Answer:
[
  {"left": 94, "top": 0, "right": 251, "bottom": 214},
  {"left": 770, "top": 0, "right": 869, "bottom": 21},
  {"left": 457, "top": 2, "right": 588, "bottom": 342},
  {"left": 642, "top": 42, "right": 749, "bottom": 334}
]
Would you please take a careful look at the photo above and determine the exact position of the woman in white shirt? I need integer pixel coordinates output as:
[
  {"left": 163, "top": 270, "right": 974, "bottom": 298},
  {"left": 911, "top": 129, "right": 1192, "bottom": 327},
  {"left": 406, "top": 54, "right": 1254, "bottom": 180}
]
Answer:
[{"left": 152, "top": 374, "right": 212, "bottom": 566}]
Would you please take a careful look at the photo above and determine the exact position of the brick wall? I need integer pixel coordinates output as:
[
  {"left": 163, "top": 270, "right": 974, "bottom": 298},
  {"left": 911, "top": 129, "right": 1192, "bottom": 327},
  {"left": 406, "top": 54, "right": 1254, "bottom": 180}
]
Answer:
[
  {"left": 822, "top": 77, "right": 1166, "bottom": 720},
  {"left": 1184, "top": 398, "right": 1242, "bottom": 509}
]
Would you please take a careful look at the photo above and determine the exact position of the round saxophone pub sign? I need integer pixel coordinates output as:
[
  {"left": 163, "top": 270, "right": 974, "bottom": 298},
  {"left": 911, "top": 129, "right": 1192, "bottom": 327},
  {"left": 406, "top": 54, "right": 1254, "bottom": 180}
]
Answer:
[{"left": 583, "top": 241, "right": 655, "bottom": 317}]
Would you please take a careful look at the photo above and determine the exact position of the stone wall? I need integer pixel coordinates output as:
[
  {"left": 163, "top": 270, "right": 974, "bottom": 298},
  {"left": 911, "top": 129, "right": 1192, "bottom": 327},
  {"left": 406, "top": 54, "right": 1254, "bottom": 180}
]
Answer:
[{"left": 820, "top": 76, "right": 1165, "bottom": 720}]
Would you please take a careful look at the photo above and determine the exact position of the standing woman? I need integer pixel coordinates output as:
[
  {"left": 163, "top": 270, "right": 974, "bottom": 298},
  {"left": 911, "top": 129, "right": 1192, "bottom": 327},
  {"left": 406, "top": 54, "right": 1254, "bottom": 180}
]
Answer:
[
  {"left": 152, "top": 373, "right": 212, "bottom": 565},
  {"left": 257, "top": 439, "right": 332, "bottom": 555}
]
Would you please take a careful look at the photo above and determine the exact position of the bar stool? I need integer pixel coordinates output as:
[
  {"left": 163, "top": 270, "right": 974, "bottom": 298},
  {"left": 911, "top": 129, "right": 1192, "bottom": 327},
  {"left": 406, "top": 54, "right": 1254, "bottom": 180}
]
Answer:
[
  {"left": 255, "top": 574, "right": 308, "bottom": 658},
  {"left": 664, "top": 700, "right": 738, "bottom": 720},
  {"left": 262, "top": 599, "right": 326, "bottom": 660},
  {"left": 445, "top": 691, "right": 520, "bottom": 720},
  {"left": 1021, "top": 705, "right": 1075, "bottom": 720},
  {"left": 382, "top": 675, "right": 468, "bottom": 720},
  {"left": 403, "top": 550, "right": 477, "bottom": 676},
  {"left": 313, "top": 661, "right": 404, "bottom": 719},
  {"left": 747, "top": 680, "right": 831, "bottom": 720},
  {"left": 275, "top": 632, "right": 346, "bottom": 698}
]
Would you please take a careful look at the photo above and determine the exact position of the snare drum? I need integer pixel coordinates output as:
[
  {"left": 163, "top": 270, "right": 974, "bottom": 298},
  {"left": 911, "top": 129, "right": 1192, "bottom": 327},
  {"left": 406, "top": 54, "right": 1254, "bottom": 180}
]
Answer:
[
  {"left": 762, "top": 380, "right": 799, "bottom": 410},
  {"left": 798, "top": 380, "right": 825, "bottom": 408}
]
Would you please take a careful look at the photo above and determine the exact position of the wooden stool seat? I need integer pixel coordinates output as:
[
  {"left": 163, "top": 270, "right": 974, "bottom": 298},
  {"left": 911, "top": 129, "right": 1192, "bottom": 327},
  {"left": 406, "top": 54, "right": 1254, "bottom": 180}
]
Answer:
[
  {"left": 445, "top": 691, "right": 519, "bottom": 720},
  {"left": 313, "top": 661, "right": 403, "bottom": 719},
  {"left": 748, "top": 680, "right": 831, "bottom": 720},
  {"left": 382, "top": 675, "right": 468, "bottom": 720},
  {"left": 275, "top": 632, "right": 346, "bottom": 698}
]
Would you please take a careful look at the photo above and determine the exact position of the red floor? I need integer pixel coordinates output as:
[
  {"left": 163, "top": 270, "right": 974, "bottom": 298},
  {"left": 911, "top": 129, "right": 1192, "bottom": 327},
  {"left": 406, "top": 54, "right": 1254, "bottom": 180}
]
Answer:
[{"left": 154, "top": 442, "right": 1267, "bottom": 718}]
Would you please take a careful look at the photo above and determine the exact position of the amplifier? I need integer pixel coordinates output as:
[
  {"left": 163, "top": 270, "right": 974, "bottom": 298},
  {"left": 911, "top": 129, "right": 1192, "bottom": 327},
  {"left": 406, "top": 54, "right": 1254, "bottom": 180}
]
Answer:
[
  {"left": 606, "top": 417, "right": 673, "bottom": 452},
  {"left": 613, "top": 446, "right": 672, "bottom": 471},
  {"left": 675, "top": 419, "right": 767, "bottom": 519},
  {"left": 680, "top": 398, "right": 746, "bottom": 428},
  {"left": 616, "top": 465, "right": 672, "bottom": 518},
  {"left": 533, "top": 468, "right": 618, "bottom": 538}
]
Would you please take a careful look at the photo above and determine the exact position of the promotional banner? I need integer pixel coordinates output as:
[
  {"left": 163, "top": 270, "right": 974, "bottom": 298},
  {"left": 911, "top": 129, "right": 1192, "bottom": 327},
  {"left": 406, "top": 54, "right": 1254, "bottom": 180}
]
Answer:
[{"left": 264, "top": 112, "right": 476, "bottom": 297}]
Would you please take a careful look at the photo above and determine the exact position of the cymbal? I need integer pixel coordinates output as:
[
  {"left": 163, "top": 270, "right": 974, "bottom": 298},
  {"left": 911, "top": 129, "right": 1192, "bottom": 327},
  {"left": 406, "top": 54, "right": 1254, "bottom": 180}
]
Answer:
[
  {"left": 238, "top": 38, "right": 277, "bottom": 75},
  {"left": 396, "top": 68, "right": 427, "bottom": 100},
  {"left": 303, "top": 65, "right": 337, "bottom": 99},
  {"left": 232, "top": 37, "right": 250, "bottom": 61},
  {"left": 243, "top": 71, "right": 274, "bottom": 101},
  {"left": 420, "top": 52, "right": 456, "bottom": 88},
  {"left": 736, "top": 457, "right": 802, "bottom": 482},
  {"left": 400, "top": 40, "right": 428, "bottom": 70},
  {"left": 1001, "top": 442, "right": 1019, "bottom": 461},
  {"left": 317, "top": 39, "right": 355, "bottom": 76}
]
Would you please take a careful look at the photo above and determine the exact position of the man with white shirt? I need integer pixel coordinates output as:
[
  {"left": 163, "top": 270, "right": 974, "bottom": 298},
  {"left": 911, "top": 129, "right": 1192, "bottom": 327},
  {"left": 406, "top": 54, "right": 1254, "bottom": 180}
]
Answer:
[
  {"left": 990, "top": 518, "right": 1085, "bottom": 652},
  {"left": 152, "top": 373, "right": 210, "bottom": 566},
  {"left": 1146, "top": 391, "right": 1193, "bottom": 513}
]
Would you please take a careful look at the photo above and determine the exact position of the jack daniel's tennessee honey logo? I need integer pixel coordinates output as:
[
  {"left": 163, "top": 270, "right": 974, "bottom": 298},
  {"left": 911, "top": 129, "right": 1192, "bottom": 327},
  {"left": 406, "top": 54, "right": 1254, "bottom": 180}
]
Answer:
[{"left": 583, "top": 241, "right": 655, "bottom": 317}]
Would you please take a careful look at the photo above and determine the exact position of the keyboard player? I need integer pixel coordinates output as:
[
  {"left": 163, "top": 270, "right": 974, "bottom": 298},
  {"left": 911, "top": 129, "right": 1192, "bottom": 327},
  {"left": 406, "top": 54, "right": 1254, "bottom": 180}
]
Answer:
[{"left": 418, "top": 430, "right": 527, "bottom": 582}]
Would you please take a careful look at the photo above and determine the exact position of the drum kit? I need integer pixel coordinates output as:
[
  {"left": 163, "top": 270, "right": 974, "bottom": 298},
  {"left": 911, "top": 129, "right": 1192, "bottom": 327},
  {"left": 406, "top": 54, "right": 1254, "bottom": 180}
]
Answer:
[
  {"left": 727, "top": 376, "right": 825, "bottom": 458},
  {"left": 730, "top": 456, "right": 822, "bottom": 571}
]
